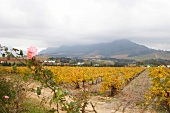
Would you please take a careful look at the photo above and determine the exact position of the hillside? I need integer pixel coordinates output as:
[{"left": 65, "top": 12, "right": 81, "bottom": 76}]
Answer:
[
  {"left": 39, "top": 39, "right": 165, "bottom": 59},
  {"left": 128, "top": 51, "right": 170, "bottom": 61}
]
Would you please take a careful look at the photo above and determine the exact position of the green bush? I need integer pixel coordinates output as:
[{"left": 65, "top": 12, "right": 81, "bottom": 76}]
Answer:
[{"left": 0, "top": 74, "right": 16, "bottom": 113}]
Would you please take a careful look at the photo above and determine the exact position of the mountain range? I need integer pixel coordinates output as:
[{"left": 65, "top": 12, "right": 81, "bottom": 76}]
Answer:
[{"left": 39, "top": 39, "right": 170, "bottom": 60}]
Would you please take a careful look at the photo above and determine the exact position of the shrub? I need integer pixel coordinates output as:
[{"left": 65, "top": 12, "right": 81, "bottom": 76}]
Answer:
[{"left": 0, "top": 74, "right": 16, "bottom": 113}]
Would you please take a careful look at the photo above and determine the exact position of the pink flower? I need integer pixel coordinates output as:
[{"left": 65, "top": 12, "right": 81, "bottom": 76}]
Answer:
[
  {"left": 4, "top": 96, "right": 9, "bottom": 99},
  {"left": 27, "top": 46, "right": 38, "bottom": 59}
]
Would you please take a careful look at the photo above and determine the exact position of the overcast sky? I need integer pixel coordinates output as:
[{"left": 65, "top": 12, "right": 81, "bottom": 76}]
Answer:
[{"left": 0, "top": 0, "right": 170, "bottom": 52}]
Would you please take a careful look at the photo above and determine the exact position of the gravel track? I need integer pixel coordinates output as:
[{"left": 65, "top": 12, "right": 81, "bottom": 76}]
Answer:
[{"left": 87, "top": 69, "right": 154, "bottom": 113}]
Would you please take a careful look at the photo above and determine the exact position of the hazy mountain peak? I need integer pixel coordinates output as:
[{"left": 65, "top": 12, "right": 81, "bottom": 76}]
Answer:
[
  {"left": 39, "top": 39, "right": 160, "bottom": 58},
  {"left": 114, "top": 39, "right": 131, "bottom": 42}
]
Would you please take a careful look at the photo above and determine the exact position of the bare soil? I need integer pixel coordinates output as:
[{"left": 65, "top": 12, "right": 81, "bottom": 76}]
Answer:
[
  {"left": 83, "top": 69, "right": 155, "bottom": 113},
  {"left": 27, "top": 69, "right": 156, "bottom": 113}
]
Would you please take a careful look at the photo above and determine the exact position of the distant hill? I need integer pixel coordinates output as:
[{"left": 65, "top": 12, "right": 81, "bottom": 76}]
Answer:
[
  {"left": 128, "top": 51, "right": 170, "bottom": 61},
  {"left": 39, "top": 39, "right": 169, "bottom": 59}
]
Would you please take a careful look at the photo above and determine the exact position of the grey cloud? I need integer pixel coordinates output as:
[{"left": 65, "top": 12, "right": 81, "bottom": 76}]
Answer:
[{"left": 0, "top": 0, "right": 170, "bottom": 51}]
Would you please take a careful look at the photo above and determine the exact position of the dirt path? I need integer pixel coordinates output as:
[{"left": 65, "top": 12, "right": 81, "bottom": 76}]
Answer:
[
  {"left": 86, "top": 69, "right": 154, "bottom": 113},
  {"left": 27, "top": 69, "right": 154, "bottom": 113}
]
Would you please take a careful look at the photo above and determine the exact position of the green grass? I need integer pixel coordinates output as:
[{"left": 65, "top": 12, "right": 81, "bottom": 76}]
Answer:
[{"left": 22, "top": 98, "right": 48, "bottom": 113}]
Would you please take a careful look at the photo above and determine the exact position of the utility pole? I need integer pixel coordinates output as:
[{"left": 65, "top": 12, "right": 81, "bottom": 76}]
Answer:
[
  {"left": 155, "top": 53, "right": 158, "bottom": 61},
  {"left": 0, "top": 44, "right": 2, "bottom": 56}
]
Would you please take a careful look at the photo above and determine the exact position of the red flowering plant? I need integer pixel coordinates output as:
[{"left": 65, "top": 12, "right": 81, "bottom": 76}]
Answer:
[
  {"left": 0, "top": 45, "right": 81, "bottom": 113},
  {"left": 27, "top": 46, "right": 38, "bottom": 59}
]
